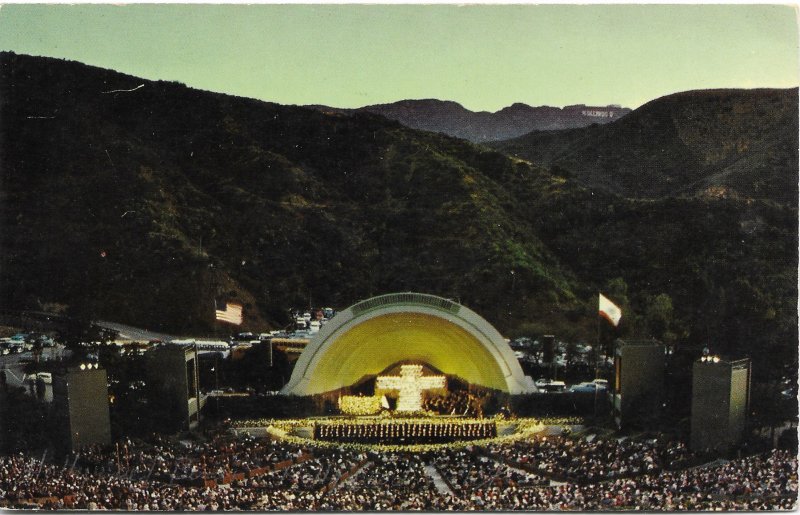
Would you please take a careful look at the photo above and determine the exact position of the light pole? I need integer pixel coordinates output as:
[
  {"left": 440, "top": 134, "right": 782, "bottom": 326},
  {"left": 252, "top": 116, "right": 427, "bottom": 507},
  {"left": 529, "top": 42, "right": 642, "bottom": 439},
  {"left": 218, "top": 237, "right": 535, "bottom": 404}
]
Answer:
[
  {"left": 211, "top": 356, "right": 219, "bottom": 415},
  {"left": 214, "top": 355, "right": 219, "bottom": 391}
]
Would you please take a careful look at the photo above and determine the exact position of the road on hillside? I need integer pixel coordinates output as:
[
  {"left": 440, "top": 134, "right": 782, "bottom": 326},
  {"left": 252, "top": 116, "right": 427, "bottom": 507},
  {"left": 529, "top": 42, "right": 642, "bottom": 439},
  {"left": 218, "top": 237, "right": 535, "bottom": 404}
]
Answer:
[
  {"left": 1, "top": 351, "right": 32, "bottom": 387},
  {"left": 1, "top": 345, "right": 68, "bottom": 389},
  {"left": 95, "top": 321, "right": 176, "bottom": 342}
]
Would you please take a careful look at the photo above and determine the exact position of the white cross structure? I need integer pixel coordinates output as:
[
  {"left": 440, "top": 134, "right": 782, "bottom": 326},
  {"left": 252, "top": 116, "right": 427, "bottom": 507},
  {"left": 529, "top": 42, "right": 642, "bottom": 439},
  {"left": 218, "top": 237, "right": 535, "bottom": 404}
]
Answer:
[{"left": 376, "top": 364, "right": 446, "bottom": 412}]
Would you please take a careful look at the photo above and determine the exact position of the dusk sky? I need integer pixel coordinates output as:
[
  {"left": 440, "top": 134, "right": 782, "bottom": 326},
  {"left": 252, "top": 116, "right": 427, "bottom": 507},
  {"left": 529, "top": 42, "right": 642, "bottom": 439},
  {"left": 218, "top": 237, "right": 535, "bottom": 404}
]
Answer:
[{"left": 0, "top": 4, "right": 797, "bottom": 111}]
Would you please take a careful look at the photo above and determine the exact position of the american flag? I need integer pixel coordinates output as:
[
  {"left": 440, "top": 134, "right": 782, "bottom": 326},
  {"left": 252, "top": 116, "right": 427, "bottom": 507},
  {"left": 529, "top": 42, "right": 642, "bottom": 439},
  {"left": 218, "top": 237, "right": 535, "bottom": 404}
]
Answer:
[{"left": 215, "top": 301, "right": 243, "bottom": 325}]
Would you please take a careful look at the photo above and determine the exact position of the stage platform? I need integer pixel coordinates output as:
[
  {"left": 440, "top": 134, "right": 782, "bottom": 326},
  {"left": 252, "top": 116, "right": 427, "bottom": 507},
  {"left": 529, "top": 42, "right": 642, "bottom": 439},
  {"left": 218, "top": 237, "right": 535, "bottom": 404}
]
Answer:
[
  {"left": 231, "top": 416, "right": 576, "bottom": 450},
  {"left": 313, "top": 418, "right": 496, "bottom": 444}
]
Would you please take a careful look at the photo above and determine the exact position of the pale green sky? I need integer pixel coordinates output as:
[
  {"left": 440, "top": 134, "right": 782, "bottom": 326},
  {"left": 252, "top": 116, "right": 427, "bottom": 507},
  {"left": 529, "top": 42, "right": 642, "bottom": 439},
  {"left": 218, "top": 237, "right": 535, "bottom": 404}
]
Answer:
[{"left": 0, "top": 4, "right": 797, "bottom": 111}]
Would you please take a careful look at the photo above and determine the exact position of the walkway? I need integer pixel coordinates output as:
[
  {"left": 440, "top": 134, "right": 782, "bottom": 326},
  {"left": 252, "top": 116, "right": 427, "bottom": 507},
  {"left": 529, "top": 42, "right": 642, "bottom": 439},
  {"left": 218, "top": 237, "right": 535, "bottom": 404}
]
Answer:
[
  {"left": 328, "top": 461, "right": 372, "bottom": 492},
  {"left": 423, "top": 464, "right": 454, "bottom": 496}
]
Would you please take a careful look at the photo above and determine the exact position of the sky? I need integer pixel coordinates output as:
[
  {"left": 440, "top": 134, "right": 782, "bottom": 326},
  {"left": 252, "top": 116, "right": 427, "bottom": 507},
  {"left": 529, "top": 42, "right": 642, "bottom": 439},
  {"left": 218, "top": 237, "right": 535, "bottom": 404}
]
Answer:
[{"left": 0, "top": 4, "right": 797, "bottom": 111}]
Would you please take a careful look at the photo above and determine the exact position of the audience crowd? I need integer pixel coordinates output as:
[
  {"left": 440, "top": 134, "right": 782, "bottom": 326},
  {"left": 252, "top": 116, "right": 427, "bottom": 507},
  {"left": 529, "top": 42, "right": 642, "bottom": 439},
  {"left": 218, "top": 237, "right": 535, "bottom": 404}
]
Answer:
[
  {"left": 463, "top": 450, "right": 797, "bottom": 510},
  {"left": 73, "top": 434, "right": 304, "bottom": 483},
  {"left": 432, "top": 448, "right": 548, "bottom": 494},
  {"left": 485, "top": 434, "right": 694, "bottom": 483},
  {"left": 0, "top": 430, "right": 795, "bottom": 511},
  {"left": 313, "top": 453, "right": 464, "bottom": 510}
]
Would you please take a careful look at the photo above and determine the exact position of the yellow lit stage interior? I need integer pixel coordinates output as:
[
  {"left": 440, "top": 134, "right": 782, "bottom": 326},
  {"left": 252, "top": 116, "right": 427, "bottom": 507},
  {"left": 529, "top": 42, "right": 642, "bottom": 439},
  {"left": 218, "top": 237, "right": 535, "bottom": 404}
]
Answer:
[{"left": 293, "top": 312, "right": 510, "bottom": 394}]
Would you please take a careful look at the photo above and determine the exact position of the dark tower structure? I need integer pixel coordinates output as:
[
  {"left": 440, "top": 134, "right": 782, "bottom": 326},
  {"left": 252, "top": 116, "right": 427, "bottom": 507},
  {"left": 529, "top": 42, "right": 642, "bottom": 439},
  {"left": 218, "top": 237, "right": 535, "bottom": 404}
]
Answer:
[
  {"left": 612, "top": 339, "right": 665, "bottom": 428},
  {"left": 146, "top": 345, "right": 201, "bottom": 431},
  {"left": 691, "top": 357, "right": 751, "bottom": 453},
  {"left": 53, "top": 364, "right": 112, "bottom": 453}
]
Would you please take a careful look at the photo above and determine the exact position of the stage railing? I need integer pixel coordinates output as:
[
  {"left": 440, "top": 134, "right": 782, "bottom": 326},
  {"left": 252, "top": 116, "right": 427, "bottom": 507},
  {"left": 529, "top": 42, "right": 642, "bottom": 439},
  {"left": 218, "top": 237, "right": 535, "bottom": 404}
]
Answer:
[
  {"left": 351, "top": 293, "right": 460, "bottom": 316},
  {"left": 313, "top": 419, "right": 496, "bottom": 444}
]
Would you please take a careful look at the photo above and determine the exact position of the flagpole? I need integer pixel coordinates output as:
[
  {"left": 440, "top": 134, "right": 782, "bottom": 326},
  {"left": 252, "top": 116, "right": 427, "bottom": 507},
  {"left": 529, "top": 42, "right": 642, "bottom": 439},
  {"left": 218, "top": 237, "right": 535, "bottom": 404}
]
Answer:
[
  {"left": 594, "top": 293, "right": 601, "bottom": 419},
  {"left": 595, "top": 293, "right": 601, "bottom": 377},
  {"left": 194, "top": 341, "right": 201, "bottom": 429}
]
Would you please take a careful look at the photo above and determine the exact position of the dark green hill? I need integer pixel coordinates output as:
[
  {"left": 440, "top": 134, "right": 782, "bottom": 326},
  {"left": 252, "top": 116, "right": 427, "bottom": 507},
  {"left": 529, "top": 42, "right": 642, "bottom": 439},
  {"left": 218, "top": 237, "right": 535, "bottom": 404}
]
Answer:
[
  {"left": 490, "top": 88, "right": 799, "bottom": 204},
  {"left": 0, "top": 53, "right": 795, "bottom": 381},
  {"left": 0, "top": 52, "right": 579, "bottom": 334}
]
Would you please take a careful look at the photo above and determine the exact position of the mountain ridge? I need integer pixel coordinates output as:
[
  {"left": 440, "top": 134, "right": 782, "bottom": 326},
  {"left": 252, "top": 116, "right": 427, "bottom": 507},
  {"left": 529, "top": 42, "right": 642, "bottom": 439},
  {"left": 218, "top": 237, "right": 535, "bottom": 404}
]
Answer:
[
  {"left": 308, "top": 98, "right": 631, "bottom": 143},
  {"left": 0, "top": 52, "right": 795, "bottom": 378},
  {"left": 489, "top": 87, "right": 798, "bottom": 204}
]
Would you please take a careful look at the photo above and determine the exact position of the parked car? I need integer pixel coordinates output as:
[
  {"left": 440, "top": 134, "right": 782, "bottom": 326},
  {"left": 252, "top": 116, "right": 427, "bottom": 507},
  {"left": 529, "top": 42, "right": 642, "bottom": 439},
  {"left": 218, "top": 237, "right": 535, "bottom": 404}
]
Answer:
[
  {"left": 23, "top": 372, "right": 53, "bottom": 384},
  {"left": 535, "top": 379, "right": 567, "bottom": 393},
  {"left": 5, "top": 342, "right": 24, "bottom": 354},
  {"left": 568, "top": 382, "right": 608, "bottom": 393}
]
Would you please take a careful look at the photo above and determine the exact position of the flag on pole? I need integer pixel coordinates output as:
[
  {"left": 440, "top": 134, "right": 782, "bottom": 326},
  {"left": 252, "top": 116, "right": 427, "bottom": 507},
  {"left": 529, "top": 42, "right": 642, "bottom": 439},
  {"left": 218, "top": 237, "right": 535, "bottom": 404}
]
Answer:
[
  {"left": 598, "top": 293, "right": 622, "bottom": 327},
  {"left": 215, "top": 301, "right": 243, "bottom": 325}
]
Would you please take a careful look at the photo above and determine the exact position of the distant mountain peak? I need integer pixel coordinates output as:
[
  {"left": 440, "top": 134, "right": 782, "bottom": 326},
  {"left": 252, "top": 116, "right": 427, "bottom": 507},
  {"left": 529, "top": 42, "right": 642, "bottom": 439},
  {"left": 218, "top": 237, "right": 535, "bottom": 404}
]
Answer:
[
  {"left": 490, "top": 87, "right": 799, "bottom": 204},
  {"left": 308, "top": 99, "right": 631, "bottom": 143},
  {"left": 496, "top": 103, "right": 537, "bottom": 115}
]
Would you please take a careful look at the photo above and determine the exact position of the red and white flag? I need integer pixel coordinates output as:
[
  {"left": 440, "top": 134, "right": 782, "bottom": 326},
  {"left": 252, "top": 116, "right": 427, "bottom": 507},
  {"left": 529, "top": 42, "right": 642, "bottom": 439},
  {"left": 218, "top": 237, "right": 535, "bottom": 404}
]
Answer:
[
  {"left": 598, "top": 293, "right": 622, "bottom": 327},
  {"left": 215, "top": 301, "right": 243, "bottom": 325}
]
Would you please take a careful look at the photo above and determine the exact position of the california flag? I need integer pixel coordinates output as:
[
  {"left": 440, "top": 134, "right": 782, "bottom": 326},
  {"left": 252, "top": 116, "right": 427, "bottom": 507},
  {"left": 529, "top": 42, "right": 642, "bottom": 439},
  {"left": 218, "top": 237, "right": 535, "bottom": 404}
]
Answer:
[{"left": 598, "top": 293, "right": 622, "bottom": 327}]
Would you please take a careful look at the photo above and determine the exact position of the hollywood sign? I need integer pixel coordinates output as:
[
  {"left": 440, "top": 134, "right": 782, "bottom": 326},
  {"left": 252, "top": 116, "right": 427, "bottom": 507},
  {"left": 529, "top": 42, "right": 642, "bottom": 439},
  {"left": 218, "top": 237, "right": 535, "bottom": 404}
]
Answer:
[{"left": 582, "top": 110, "right": 617, "bottom": 118}]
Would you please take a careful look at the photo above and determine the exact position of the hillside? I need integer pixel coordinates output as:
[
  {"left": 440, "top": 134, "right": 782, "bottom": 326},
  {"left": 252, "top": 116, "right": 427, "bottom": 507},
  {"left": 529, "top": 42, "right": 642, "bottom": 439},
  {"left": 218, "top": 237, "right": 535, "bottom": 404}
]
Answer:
[
  {"left": 0, "top": 53, "right": 796, "bottom": 379},
  {"left": 490, "top": 88, "right": 799, "bottom": 203},
  {"left": 309, "top": 99, "right": 631, "bottom": 143},
  {"left": 0, "top": 52, "right": 581, "bottom": 334}
]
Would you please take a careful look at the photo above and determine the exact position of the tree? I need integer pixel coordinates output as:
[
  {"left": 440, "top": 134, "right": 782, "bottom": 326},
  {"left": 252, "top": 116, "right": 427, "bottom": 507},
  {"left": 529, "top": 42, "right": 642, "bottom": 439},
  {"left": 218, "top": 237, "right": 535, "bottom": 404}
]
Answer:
[
  {"left": 644, "top": 293, "right": 676, "bottom": 344},
  {"left": 223, "top": 343, "right": 293, "bottom": 392},
  {"left": 565, "top": 341, "right": 579, "bottom": 368},
  {"left": 57, "top": 310, "right": 118, "bottom": 360},
  {"left": 25, "top": 334, "right": 44, "bottom": 364}
]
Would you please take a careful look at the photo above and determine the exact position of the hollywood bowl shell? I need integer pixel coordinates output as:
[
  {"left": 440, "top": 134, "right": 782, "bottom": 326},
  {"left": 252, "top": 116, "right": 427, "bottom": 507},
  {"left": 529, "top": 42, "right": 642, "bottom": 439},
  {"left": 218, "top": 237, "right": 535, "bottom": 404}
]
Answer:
[{"left": 281, "top": 293, "right": 534, "bottom": 396}]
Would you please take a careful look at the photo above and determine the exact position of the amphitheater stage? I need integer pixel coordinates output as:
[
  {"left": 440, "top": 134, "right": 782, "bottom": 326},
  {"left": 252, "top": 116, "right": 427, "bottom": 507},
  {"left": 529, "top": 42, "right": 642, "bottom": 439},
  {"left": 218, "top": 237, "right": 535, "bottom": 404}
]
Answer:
[
  {"left": 312, "top": 418, "right": 497, "bottom": 444},
  {"left": 231, "top": 416, "right": 582, "bottom": 450}
]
